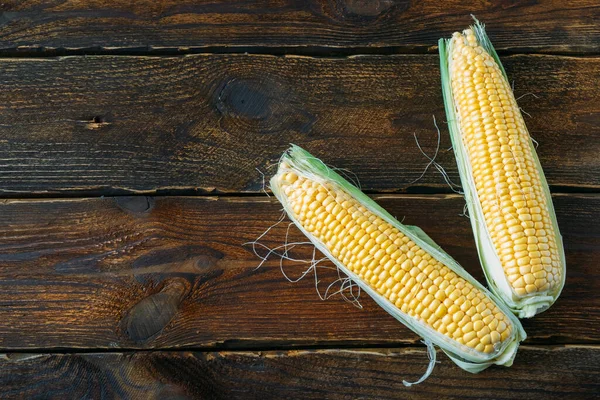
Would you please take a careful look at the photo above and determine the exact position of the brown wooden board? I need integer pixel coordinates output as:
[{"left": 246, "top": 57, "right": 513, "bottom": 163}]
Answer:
[
  {"left": 0, "top": 1, "right": 598, "bottom": 54},
  {"left": 0, "top": 54, "right": 597, "bottom": 196},
  {"left": 1, "top": 346, "right": 598, "bottom": 399},
  {"left": 0, "top": 194, "right": 596, "bottom": 350}
]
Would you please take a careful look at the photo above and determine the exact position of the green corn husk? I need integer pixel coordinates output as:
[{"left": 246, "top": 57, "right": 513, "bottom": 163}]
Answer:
[
  {"left": 438, "top": 20, "right": 566, "bottom": 318},
  {"left": 271, "top": 145, "right": 526, "bottom": 375}
]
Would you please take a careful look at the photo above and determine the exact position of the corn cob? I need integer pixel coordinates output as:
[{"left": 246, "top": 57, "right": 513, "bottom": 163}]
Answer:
[
  {"left": 439, "top": 20, "right": 566, "bottom": 318},
  {"left": 271, "top": 145, "right": 525, "bottom": 374}
]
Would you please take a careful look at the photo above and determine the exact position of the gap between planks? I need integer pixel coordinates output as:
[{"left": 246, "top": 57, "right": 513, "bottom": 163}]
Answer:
[
  {"left": 1, "top": 343, "right": 598, "bottom": 357},
  {"left": 0, "top": 46, "right": 599, "bottom": 60},
  {"left": 0, "top": 186, "right": 596, "bottom": 200}
]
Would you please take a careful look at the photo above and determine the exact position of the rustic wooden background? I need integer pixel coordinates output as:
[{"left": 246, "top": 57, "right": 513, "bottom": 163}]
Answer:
[{"left": 0, "top": 1, "right": 598, "bottom": 399}]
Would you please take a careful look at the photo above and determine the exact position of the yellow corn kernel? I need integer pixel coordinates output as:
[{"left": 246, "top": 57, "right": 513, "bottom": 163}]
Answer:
[
  {"left": 449, "top": 28, "right": 562, "bottom": 297},
  {"left": 276, "top": 171, "right": 513, "bottom": 354}
]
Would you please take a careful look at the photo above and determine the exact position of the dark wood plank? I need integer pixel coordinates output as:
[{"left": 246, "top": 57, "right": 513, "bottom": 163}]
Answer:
[
  {"left": 0, "top": 1, "right": 598, "bottom": 53},
  {"left": 1, "top": 346, "right": 598, "bottom": 399},
  {"left": 0, "top": 194, "right": 596, "bottom": 349},
  {"left": 0, "top": 54, "right": 597, "bottom": 195}
]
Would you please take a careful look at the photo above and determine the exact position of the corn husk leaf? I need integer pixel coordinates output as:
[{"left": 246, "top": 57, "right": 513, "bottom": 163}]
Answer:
[
  {"left": 438, "top": 19, "right": 566, "bottom": 318},
  {"left": 271, "top": 145, "right": 526, "bottom": 374}
]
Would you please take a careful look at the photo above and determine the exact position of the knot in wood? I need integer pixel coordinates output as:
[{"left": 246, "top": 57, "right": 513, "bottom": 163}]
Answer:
[
  {"left": 120, "top": 278, "right": 190, "bottom": 344},
  {"left": 115, "top": 196, "right": 153, "bottom": 214},
  {"left": 337, "top": 0, "right": 400, "bottom": 19}
]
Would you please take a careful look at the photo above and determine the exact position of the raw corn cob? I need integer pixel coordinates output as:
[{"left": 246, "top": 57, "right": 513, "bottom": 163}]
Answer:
[
  {"left": 271, "top": 145, "right": 525, "bottom": 375},
  {"left": 439, "top": 20, "right": 566, "bottom": 318}
]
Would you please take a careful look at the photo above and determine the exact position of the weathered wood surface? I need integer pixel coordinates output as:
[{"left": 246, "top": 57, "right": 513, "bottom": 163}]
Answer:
[
  {"left": 0, "top": 194, "right": 596, "bottom": 349},
  {"left": 0, "top": 1, "right": 598, "bottom": 53},
  {"left": 0, "top": 3, "right": 595, "bottom": 397},
  {"left": 1, "top": 346, "right": 598, "bottom": 399},
  {"left": 0, "top": 54, "right": 597, "bottom": 195}
]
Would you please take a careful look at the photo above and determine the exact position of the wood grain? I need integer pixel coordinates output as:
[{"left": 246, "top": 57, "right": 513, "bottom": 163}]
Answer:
[
  {"left": 1, "top": 346, "right": 598, "bottom": 399},
  {"left": 0, "top": 194, "right": 597, "bottom": 350},
  {"left": 0, "top": 1, "right": 598, "bottom": 53},
  {"left": 0, "top": 54, "right": 597, "bottom": 195}
]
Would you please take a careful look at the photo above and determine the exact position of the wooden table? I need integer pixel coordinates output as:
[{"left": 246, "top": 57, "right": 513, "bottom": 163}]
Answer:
[{"left": 0, "top": 1, "right": 598, "bottom": 399}]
